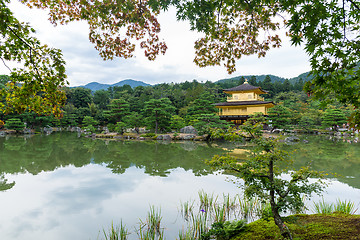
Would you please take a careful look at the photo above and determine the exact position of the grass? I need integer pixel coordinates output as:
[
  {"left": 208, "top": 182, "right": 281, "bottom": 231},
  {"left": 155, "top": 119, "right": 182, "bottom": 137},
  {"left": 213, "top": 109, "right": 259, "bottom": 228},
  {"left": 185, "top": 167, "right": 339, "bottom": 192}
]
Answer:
[
  {"left": 313, "top": 198, "right": 358, "bottom": 215},
  {"left": 136, "top": 206, "right": 164, "bottom": 240},
  {"left": 102, "top": 221, "right": 128, "bottom": 240}
]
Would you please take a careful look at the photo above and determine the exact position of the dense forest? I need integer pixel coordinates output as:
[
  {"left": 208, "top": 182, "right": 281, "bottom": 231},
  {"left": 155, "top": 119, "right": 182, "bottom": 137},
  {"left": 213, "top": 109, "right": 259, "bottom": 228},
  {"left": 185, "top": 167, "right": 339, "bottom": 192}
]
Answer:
[{"left": 0, "top": 74, "right": 353, "bottom": 134}]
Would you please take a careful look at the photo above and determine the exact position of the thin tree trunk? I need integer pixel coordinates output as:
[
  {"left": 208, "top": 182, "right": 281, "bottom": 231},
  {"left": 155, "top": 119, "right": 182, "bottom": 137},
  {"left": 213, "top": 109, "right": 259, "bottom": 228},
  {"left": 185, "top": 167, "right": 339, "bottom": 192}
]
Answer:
[
  {"left": 155, "top": 112, "right": 158, "bottom": 134},
  {"left": 269, "top": 158, "right": 292, "bottom": 239}
]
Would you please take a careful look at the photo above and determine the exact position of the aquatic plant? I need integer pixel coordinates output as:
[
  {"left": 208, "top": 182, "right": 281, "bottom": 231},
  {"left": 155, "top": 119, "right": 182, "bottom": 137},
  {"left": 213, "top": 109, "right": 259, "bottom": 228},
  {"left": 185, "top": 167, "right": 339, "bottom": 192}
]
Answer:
[
  {"left": 136, "top": 206, "right": 164, "bottom": 240},
  {"left": 103, "top": 221, "right": 128, "bottom": 240},
  {"left": 334, "top": 199, "right": 357, "bottom": 214},
  {"left": 313, "top": 198, "right": 334, "bottom": 214}
]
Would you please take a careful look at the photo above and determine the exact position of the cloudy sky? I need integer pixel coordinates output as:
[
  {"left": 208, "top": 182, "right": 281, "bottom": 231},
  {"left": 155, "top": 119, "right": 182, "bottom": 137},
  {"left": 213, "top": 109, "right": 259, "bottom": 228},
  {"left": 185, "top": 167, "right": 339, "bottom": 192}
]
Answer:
[{"left": 4, "top": 1, "right": 311, "bottom": 86}]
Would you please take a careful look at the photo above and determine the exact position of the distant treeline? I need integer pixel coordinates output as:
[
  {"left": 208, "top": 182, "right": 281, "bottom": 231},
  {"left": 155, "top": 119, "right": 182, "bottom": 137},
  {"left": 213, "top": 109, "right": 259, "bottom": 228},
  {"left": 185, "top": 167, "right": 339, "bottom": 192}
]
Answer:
[{"left": 0, "top": 74, "right": 353, "bottom": 134}]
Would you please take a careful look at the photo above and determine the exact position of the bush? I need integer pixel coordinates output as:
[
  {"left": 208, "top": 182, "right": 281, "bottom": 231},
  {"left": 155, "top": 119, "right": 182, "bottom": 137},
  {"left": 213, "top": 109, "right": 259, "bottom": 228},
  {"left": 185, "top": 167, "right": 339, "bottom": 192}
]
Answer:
[
  {"left": 140, "top": 132, "right": 156, "bottom": 138},
  {"left": 4, "top": 118, "right": 25, "bottom": 132},
  {"left": 201, "top": 220, "right": 247, "bottom": 240}
]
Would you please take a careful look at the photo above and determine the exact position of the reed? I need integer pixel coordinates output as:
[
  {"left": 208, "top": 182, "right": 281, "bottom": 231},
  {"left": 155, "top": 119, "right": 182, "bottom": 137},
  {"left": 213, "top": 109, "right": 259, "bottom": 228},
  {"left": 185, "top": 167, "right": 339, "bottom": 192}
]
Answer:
[
  {"left": 334, "top": 199, "right": 357, "bottom": 214},
  {"left": 222, "top": 193, "right": 237, "bottom": 220},
  {"left": 136, "top": 206, "right": 164, "bottom": 240},
  {"left": 103, "top": 221, "right": 128, "bottom": 240},
  {"left": 180, "top": 200, "right": 195, "bottom": 222},
  {"left": 313, "top": 198, "right": 334, "bottom": 214},
  {"left": 238, "top": 196, "right": 259, "bottom": 221},
  {"left": 213, "top": 204, "right": 227, "bottom": 223},
  {"left": 198, "top": 190, "right": 217, "bottom": 213},
  {"left": 191, "top": 213, "right": 208, "bottom": 239}
]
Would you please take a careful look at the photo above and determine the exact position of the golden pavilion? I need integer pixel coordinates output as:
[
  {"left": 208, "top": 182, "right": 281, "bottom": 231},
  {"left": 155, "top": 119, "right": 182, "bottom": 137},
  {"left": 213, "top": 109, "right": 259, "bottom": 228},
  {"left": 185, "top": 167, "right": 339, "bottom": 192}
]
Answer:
[{"left": 215, "top": 79, "right": 275, "bottom": 124}]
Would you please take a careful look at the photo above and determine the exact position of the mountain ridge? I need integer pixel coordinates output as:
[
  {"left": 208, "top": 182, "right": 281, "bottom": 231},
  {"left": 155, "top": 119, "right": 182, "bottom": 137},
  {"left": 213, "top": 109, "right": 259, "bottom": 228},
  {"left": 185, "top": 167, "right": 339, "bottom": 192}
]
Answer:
[
  {"left": 73, "top": 72, "right": 312, "bottom": 91},
  {"left": 74, "top": 79, "right": 151, "bottom": 91}
]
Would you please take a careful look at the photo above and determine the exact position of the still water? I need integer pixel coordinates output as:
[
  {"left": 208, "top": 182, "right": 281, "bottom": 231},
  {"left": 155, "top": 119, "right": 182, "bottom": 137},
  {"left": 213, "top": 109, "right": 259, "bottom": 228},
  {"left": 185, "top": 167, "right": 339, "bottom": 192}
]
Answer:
[{"left": 0, "top": 133, "right": 359, "bottom": 239}]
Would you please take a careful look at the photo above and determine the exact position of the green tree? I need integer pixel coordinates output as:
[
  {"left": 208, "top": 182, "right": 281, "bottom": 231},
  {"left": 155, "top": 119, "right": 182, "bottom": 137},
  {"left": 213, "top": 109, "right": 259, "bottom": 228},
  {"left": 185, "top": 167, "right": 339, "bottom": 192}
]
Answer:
[
  {"left": 114, "top": 121, "right": 127, "bottom": 134},
  {"left": 260, "top": 75, "right": 274, "bottom": 98},
  {"left": 0, "top": 75, "right": 9, "bottom": 89},
  {"left": 207, "top": 114, "right": 324, "bottom": 238},
  {"left": 4, "top": 118, "right": 24, "bottom": 132},
  {"left": 3, "top": 0, "right": 359, "bottom": 125},
  {"left": 143, "top": 98, "right": 175, "bottom": 134},
  {"left": 170, "top": 115, "right": 186, "bottom": 132},
  {"left": 192, "top": 114, "right": 230, "bottom": 136},
  {"left": 93, "top": 90, "right": 110, "bottom": 110},
  {"left": 70, "top": 88, "right": 92, "bottom": 109},
  {"left": 298, "top": 114, "right": 317, "bottom": 132},
  {"left": 82, "top": 116, "right": 98, "bottom": 127},
  {"left": 187, "top": 92, "right": 216, "bottom": 116},
  {"left": 105, "top": 98, "right": 129, "bottom": 124},
  {"left": 123, "top": 112, "right": 143, "bottom": 134},
  {"left": 268, "top": 105, "right": 292, "bottom": 130},
  {"left": 322, "top": 108, "right": 347, "bottom": 130},
  {"left": 0, "top": 1, "right": 66, "bottom": 117}
]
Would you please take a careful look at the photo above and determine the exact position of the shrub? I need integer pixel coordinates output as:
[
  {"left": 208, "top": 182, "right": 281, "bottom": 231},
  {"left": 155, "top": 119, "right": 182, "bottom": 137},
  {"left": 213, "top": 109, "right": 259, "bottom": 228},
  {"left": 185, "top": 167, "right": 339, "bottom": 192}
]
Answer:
[{"left": 4, "top": 118, "right": 25, "bottom": 132}]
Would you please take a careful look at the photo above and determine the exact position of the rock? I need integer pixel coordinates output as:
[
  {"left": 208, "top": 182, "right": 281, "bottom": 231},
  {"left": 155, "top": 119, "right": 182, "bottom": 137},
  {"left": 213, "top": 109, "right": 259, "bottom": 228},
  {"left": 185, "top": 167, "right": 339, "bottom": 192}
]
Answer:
[
  {"left": 138, "top": 137, "right": 145, "bottom": 140},
  {"left": 180, "top": 126, "right": 198, "bottom": 134},
  {"left": 181, "top": 134, "right": 196, "bottom": 140},
  {"left": 156, "top": 135, "right": 172, "bottom": 140},
  {"left": 285, "top": 136, "right": 300, "bottom": 142},
  {"left": 102, "top": 127, "right": 109, "bottom": 134},
  {"left": 194, "top": 136, "right": 205, "bottom": 141},
  {"left": 272, "top": 129, "right": 283, "bottom": 133},
  {"left": 23, "top": 128, "right": 33, "bottom": 134},
  {"left": 0, "top": 131, "right": 5, "bottom": 137}
]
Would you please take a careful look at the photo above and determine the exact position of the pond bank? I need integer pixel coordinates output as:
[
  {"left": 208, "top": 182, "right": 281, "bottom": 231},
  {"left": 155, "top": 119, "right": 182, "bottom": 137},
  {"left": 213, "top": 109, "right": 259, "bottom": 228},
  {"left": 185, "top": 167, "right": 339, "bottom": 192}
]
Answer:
[{"left": 232, "top": 213, "right": 360, "bottom": 240}]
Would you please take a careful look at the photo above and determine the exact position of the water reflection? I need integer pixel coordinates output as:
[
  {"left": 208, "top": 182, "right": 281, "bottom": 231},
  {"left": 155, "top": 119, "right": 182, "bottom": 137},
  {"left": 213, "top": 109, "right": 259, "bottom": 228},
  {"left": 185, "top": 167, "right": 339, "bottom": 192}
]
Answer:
[
  {"left": 0, "top": 133, "right": 226, "bottom": 191},
  {"left": 0, "top": 133, "right": 359, "bottom": 240},
  {"left": 281, "top": 135, "right": 360, "bottom": 189}
]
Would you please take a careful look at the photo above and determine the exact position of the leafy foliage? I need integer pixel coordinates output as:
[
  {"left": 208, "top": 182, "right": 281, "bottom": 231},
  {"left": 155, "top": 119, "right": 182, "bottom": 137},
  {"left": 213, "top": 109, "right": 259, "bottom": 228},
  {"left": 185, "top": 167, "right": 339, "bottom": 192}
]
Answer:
[
  {"left": 4, "top": 118, "right": 24, "bottom": 132},
  {"left": 0, "top": 1, "right": 67, "bottom": 116},
  {"left": 143, "top": 98, "right": 175, "bottom": 133},
  {"left": 207, "top": 114, "right": 325, "bottom": 238}
]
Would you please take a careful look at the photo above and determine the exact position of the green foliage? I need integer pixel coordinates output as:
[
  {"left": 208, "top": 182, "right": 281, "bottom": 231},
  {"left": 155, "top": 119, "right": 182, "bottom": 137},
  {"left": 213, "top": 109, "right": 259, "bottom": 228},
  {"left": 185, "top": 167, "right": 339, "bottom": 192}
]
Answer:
[
  {"left": 82, "top": 116, "right": 98, "bottom": 127},
  {"left": 187, "top": 92, "right": 217, "bottom": 116},
  {"left": 140, "top": 132, "right": 156, "bottom": 138},
  {"left": 4, "top": 118, "right": 24, "bottom": 132},
  {"left": 94, "top": 90, "right": 110, "bottom": 110},
  {"left": 170, "top": 115, "right": 185, "bottom": 132},
  {"left": 321, "top": 108, "right": 347, "bottom": 129},
  {"left": 114, "top": 122, "right": 126, "bottom": 134},
  {"left": 103, "top": 221, "right": 128, "bottom": 240},
  {"left": 105, "top": 98, "right": 130, "bottom": 123},
  {"left": 267, "top": 105, "right": 292, "bottom": 130},
  {"left": 207, "top": 114, "right": 325, "bottom": 238},
  {"left": 201, "top": 220, "right": 246, "bottom": 240},
  {"left": 313, "top": 199, "right": 357, "bottom": 215},
  {"left": 143, "top": 98, "right": 175, "bottom": 134},
  {"left": 192, "top": 114, "right": 230, "bottom": 136}
]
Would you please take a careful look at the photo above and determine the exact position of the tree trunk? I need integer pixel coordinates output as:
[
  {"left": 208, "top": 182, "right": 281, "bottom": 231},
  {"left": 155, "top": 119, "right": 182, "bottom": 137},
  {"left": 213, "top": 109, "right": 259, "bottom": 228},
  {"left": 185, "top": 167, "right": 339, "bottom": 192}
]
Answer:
[
  {"left": 270, "top": 199, "right": 292, "bottom": 239},
  {"left": 155, "top": 112, "right": 158, "bottom": 134},
  {"left": 269, "top": 158, "right": 292, "bottom": 239}
]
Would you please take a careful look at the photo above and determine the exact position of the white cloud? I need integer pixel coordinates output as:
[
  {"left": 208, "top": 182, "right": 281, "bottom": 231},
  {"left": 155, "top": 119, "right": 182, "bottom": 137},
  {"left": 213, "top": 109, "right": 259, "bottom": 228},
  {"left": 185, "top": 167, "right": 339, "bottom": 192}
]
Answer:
[{"left": 4, "top": 2, "right": 311, "bottom": 86}]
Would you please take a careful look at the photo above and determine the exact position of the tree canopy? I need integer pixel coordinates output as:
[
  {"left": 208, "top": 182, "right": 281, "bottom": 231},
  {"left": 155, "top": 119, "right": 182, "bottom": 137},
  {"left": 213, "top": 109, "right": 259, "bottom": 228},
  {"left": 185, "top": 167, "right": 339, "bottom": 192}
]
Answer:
[{"left": 1, "top": 0, "right": 359, "bottom": 120}]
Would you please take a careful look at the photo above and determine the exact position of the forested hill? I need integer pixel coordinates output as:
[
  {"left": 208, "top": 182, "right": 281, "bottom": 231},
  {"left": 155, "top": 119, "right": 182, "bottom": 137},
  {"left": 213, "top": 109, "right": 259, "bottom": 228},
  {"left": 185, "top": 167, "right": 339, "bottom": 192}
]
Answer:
[
  {"left": 72, "top": 72, "right": 312, "bottom": 92},
  {"left": 76, "top": 79, "right": 151, "bottom": 91},
  {"left": 217, "top": 72, "right": 312, "bottom": 85}
]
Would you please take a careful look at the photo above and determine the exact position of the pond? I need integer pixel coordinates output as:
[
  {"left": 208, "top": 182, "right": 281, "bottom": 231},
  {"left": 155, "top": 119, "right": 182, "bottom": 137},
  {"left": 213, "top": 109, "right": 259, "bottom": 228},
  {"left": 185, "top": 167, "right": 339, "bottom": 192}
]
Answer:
[{"left": 0, "top": 133, "right": 359, "bottom": 239}]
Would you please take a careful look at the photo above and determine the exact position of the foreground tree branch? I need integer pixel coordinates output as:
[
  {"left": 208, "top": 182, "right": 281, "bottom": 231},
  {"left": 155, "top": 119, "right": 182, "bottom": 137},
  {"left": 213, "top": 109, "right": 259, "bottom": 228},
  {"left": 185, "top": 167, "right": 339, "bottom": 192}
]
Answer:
[{"left": 207, "top": 113, "right": 325, "bottom": 239}]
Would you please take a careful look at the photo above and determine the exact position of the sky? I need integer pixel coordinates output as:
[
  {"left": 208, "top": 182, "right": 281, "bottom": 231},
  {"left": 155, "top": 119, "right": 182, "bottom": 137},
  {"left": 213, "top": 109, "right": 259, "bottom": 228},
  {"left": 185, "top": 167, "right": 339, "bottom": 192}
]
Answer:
[{"left": 3, "top": 1, "right": 311, "bottom": 87}]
